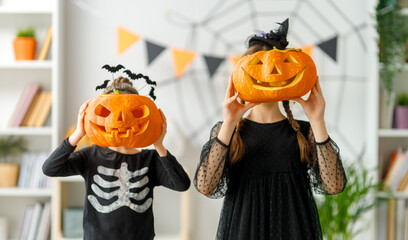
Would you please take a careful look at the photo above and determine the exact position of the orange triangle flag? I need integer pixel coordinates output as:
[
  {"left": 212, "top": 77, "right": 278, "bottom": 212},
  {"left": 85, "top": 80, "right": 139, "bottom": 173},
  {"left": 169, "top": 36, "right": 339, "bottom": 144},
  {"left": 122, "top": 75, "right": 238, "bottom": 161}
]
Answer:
[
  {"left": 301, "top": 45, "right": 314, "bottom": 56},
  {"left": 170, "top": 47, "right": 197, "bottom": 78},
  {"left": 229, "top": 55, "right": 243, "bottom": 67},
  {"left": 117, "top": 26, "right": 141, "bottom": 55}
]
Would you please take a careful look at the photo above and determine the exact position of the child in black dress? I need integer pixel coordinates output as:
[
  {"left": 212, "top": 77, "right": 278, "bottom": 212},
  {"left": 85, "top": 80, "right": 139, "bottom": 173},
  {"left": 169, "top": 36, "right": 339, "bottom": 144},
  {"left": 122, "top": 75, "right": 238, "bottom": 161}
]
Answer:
[
  {"left": 43, "top": 77, "right": 191, "bottom": 240},
  {"left": 194, "top": 19, "right": 347, "bottom": 240}
]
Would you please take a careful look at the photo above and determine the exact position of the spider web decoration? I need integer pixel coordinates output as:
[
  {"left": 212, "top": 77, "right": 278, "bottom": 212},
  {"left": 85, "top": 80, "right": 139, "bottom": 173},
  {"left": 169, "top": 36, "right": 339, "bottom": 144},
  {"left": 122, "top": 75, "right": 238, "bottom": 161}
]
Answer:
[{"left": 143, "top": 0, "right": 368, "bottom": 161}]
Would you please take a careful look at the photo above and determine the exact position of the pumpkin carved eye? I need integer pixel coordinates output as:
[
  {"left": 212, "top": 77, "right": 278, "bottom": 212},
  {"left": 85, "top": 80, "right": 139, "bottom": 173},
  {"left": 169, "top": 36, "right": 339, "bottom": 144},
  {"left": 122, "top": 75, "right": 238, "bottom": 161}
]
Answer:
[
  {"left": 250, "top": 57, "right": 263, "bottom": 65},
  {"left": 95, "top": 104, "right": 111, "bottom": 117},
  {"left": 131, "top": 105, "right": 149, "bottom": 118},
  {"left": 284, "top": 55, "right": 298, "bottom": 63}
]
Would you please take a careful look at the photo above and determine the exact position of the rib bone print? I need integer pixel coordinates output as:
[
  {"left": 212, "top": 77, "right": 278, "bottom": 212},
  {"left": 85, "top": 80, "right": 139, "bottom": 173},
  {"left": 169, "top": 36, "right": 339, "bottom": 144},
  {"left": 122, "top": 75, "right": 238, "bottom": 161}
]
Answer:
[{"left": 88, "top": 162, "right": 153, "bottom": 213}]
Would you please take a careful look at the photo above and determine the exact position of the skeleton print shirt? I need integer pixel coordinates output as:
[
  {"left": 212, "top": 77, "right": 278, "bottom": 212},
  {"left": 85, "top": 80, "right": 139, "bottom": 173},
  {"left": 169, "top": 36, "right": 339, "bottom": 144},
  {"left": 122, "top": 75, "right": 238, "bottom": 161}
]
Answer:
[{"left": 43, "top": 138, "right": 191, "bottom": 240}]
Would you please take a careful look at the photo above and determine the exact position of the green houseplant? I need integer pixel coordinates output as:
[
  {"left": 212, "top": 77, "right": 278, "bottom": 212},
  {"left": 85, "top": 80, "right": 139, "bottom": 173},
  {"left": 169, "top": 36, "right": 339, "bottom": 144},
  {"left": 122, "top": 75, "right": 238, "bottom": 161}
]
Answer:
[
  {"left": 13, "top": 27, "right": 36, "bottom": 60},
  {"left": 0, "top": 137, "right": 26, "bottom": 187},
  {"left": 316, "top": 161, "right": 383, "bottom": 240},
  {"left": 376, "top": 1, "right": 408, "bottom": 94},
  {"left": 376, "top": 1, "right": 408, "bottom": 128}
]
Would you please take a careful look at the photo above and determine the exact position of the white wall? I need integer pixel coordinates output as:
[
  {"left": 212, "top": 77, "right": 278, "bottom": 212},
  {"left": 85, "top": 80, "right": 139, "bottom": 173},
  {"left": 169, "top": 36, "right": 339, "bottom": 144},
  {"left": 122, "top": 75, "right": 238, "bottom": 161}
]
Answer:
[{"left": 61, "top": 0, "right": 372, "bottom": 239}]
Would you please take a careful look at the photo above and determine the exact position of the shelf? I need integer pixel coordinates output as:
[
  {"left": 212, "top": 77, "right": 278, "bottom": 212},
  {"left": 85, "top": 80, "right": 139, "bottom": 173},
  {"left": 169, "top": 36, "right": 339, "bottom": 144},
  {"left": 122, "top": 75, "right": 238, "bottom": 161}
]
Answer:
[
  {"left": 0, "top": 188, "right": 52, "bottom": 197},
  {"left": 379, "top": 129, "right": 408, "bottom": 137},
  {"left": 58, "top": 176, "right": 83, "bottom": 182},
  {"left": 0, "top": 127, "right": 52, "bottom": 136},
  {"left": 0, "top": 7, "right": 52, "bottom": 14},
  {"left": 378, "top": 191, "right": 408, "bottom": 199},
  {"left": 0, "top": 60, "right": 52, "bottom": 69}
]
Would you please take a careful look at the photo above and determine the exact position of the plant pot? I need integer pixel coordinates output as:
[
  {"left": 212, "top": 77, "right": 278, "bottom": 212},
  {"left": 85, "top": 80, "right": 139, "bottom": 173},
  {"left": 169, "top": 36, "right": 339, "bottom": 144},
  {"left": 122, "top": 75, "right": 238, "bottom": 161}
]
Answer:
[
  {"left": 380, "top": 90, "right": 396, "bottom": 129},
  {"left": 13, "top": 37, "right": 36, "bottom": 60},
  {"left": 393, "top": 105, "right": 408, "bottom": 129},
  {"left": 0, "top": 163, "right": 19, "bottom": 187}
]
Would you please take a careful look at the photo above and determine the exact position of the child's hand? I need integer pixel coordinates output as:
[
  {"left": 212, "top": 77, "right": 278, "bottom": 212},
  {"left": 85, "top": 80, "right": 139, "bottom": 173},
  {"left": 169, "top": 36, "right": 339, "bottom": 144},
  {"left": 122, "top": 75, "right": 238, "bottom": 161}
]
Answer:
[
  {"left": 68, "top": 99, "right": 92, "bottom": 147},
  {"left": 153, "top": 109, "right": 167, "bottom": 156},
  {"left": 292, "top": 76, "right": 326, "bottom": 122},
  {"left": 223, "top": 75, "right": 257, "bottom": 125}
]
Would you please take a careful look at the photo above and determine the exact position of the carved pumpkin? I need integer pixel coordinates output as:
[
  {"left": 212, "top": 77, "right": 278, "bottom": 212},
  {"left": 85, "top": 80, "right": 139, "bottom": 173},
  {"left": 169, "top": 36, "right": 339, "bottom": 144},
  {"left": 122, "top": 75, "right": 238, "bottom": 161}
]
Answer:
[
  {"left": 84, "top": 94, "right": 163, "bottom": 148},
  {"left": 232, "top": 48, "right": 317, "bottom": 103}
]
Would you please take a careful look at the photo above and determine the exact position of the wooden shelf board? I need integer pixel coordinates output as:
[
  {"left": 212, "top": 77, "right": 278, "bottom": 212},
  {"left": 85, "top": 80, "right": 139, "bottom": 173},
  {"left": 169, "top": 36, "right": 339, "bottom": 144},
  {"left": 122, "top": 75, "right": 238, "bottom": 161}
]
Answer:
[
  {"left": 58, "top": 176, "right": 84, "bottom": 182},
  {"left": 0, "top": 127, "right": 52, "bottom": 136},
  {"left": 378, "top": 128, "right": 408, "bottom": 137},
  {"left": 0, "top": 187, "right": 52, "bottom": 197},
  {"left": 0, "top": 7, "right": 52, "bottom": 14},
  {"left": 0, "top": 60, "right": 52, "bottom": 69}
]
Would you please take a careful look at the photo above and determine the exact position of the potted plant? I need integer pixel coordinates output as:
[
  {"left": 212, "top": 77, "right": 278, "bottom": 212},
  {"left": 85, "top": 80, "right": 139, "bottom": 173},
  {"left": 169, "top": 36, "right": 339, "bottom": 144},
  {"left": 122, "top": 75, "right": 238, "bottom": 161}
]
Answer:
[
  {"left": 0, "top": 137, "right": 26, "bottom": 187},
  {"left": 376, "top": 1, "right": 408, "bottom": 128},
  {"left": 393, "top": 92, "right": 408, "bottom": 128},
  {"left": 13, "top": 27, "right": 36, "bottom": 60},
  {"left": 316, "top": 161, "right": 384, "bottom": 240}
]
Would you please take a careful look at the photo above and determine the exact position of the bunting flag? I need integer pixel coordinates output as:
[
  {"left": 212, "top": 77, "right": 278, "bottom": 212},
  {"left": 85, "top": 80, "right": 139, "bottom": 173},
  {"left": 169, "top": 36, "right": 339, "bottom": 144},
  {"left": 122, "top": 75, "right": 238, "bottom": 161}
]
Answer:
[
  {"left": 203, "top": 55, "right": 225, "bottom": 78},
  {"left": 116, "top": 26, "right": 336, "bottom": 79},
  {"left": 301, "top": 45, "right": 314, "bottom": 56},
  {"left": 145, "top": 40, "right": 166, "bottom": 65},
  {"left": 170, "top": 47, "right": 197, "bottom": 78},
  {"left": 228, "top": 55, "right": 243, "bottom": 67},
  {"left": 117, "top": 26, "right": 142, "bottom": 55},
  {"left": 317, "top": 36, "right": 338, "bottom": 62}
]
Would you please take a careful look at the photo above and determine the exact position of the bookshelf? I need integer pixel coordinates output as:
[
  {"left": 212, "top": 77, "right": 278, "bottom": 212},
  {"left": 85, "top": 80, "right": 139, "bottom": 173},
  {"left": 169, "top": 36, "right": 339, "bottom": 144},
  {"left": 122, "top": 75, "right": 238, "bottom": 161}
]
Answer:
[
  {"left": 370, "top": 16, "right": 408, "bottom": 240},
  {"left": 0, "top": 0, "right": 61, "bottom": 239}
]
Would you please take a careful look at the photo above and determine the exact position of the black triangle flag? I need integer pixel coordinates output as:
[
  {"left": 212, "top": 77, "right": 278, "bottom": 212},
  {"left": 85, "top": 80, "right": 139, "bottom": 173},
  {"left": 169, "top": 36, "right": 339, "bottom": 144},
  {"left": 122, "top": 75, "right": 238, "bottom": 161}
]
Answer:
[
  {"left": 145, "top": 40, "right": 166, "bottom": 65},
  {"left": 317, "top": 36, "right": 337, "bottom": 62},
  {"left": 203, "top": 55, "right": 225, "bottom": 79}
]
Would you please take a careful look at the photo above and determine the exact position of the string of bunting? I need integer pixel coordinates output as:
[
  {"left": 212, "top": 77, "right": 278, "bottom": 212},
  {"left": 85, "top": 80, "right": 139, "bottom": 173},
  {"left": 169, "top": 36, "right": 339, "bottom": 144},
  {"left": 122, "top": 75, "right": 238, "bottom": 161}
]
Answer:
[{"left": 117, "top": 26, "right": 338, "bottom": 79}]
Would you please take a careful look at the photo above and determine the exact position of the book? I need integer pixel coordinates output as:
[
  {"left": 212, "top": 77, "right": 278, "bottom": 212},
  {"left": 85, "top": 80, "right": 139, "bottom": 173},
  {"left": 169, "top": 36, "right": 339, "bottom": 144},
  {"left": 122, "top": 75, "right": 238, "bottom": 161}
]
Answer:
[
  {"left": 21, "top": 91, "right": 41, "bottom": 126},
  {"left": 18, "top": 152, "right": 50, "bottom": 189},
  {"left": 398, "top": 169, "right": 408, "bottom": 191},
  {"left": 384, "top": 150, "right": 399, "bottom": 180},
  {"left": 388, "top": 199, "right": 396, "bottom": 240},
  {"left": 390, "top": 151, "right": 408, "bottom": 191},
  {"left": 18, "top": 206, "right": 33, "bottom": 240},
  {"left": 36, "top": 201, "right": 51, "bottom": 240},
  {"left": 405, "top": 206, "right": 408, "bottom": 240},
  {"left": 34, "top": 91, "right": 52, "bottom": 127},
  {"left": 37, "top": 26, "right": 52, "bottom": 61},
  {"left": 384, "top": 150, "right": 406, "bottom": 188},
  {"left": 27, "top": 202, "right": 42, "bottom": 240},
  {"left": 24, "top": 91, "right": 47, "bottom": 127},
  {"left": 8, "top": 83, "right": 41, "bottom": 127}
]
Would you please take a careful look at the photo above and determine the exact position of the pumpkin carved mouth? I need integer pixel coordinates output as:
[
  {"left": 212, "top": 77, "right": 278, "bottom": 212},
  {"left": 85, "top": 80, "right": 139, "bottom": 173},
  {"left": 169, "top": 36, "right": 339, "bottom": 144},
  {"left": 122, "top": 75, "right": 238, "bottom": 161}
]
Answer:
[
  {"left": 89, "top": 119, "right": 150, "bottom": 138},
  {"left": 243, "top": 67, "right": 306, "bottom": 88}
]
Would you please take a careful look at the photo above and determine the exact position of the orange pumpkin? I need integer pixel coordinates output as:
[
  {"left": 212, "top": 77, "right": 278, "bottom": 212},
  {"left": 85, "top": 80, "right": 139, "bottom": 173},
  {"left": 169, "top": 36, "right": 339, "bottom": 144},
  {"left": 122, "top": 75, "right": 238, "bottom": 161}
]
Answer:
[
  {"left": 84, "top": 94, "right": 163, "bottom": 148},
  {"left": 232, "top": 48, "right": 317, "bottom": 103}
]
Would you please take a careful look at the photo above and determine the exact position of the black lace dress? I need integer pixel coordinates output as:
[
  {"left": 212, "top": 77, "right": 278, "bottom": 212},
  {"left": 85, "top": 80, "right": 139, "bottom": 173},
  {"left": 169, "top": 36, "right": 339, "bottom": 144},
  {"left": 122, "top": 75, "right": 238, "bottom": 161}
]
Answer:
[{"left": 194, "top": 119, "right": 347, "bottom": 240}]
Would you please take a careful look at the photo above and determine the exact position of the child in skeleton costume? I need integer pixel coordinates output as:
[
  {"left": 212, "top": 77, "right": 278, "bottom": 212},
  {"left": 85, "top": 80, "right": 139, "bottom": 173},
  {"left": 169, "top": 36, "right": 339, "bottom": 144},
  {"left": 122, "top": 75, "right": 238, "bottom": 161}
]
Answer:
[
  {"left": 194, "top": 19, "right": 347, "bottom": 240},
  {"left": 43, "top": 76, "right": 190, "bottom": 240}
]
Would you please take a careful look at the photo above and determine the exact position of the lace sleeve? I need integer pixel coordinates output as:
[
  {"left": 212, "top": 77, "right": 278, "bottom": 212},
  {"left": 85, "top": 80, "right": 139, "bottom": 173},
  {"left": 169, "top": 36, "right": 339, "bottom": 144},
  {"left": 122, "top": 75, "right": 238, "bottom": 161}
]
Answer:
[
  {"left": 307, "top": 128, "right": 347, "bottom": 195},
  {"left": 194, "top": 121, "right": 230, "bottom": 199}
]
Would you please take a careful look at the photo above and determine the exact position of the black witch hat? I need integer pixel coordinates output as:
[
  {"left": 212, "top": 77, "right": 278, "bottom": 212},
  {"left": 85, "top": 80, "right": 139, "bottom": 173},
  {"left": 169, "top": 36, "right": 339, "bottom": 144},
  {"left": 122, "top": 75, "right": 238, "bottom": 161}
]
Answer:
[{"left": 247, "top": 18, "right": 289, "bottom": 50}]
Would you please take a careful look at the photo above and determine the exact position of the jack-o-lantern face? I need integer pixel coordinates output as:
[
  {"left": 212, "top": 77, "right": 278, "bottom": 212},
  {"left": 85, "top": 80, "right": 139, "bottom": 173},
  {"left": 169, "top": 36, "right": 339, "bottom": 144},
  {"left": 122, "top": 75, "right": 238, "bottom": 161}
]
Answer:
[
  {"left": 84, "top": 94, "right": 163, "bottom": 148},
  {"left": 233, "top": 48, "right": 317, "bottom": 103}
]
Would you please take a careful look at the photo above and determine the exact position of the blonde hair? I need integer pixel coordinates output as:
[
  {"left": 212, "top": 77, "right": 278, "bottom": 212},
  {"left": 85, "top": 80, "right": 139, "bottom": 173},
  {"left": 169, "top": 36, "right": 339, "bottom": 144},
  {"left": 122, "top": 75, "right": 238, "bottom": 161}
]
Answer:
[{"left": 103, "top": 76, "right": 138, "bottom": 94}]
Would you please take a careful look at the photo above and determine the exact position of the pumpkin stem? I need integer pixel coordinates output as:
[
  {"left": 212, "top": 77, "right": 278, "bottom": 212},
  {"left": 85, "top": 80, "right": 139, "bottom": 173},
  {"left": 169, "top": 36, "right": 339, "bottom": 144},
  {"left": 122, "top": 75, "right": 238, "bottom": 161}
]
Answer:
[{"left": 113, "top": 89, "right": 121, "bottom": 94}]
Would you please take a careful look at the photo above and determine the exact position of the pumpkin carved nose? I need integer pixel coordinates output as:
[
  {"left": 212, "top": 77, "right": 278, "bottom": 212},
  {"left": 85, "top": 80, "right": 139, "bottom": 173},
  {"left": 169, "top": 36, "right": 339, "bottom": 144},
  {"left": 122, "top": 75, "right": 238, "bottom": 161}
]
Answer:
[
  {"left": 117, "top": 111, "right": 124, "bottom": 121},
  {"left": 271, "top": 65, "right": 281, "bottom": 75}
]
